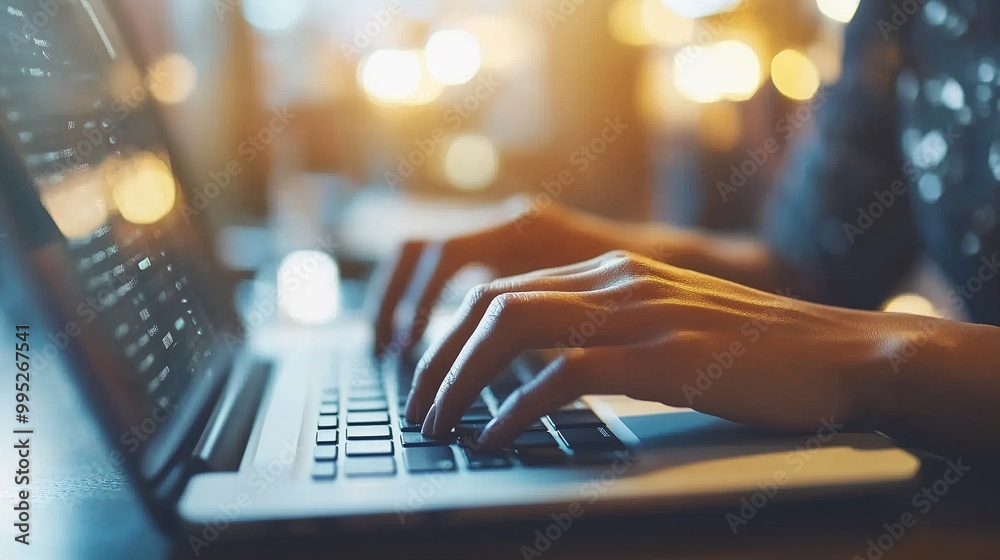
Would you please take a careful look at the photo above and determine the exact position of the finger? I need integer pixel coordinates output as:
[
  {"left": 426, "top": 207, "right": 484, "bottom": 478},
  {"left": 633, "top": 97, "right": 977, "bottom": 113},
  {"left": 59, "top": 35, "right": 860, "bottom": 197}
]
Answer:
[
  {"left": 477, "top": 347, "right": 630, "bottom": 448},
  {"left": 396, "top": 239, "right": 474, "bottom": 356},
  {"left": 424, "top": 289, "right": 640, "bottom": 435},
  {"left": 371, "top": 240, "right": 427, "bottom": 357},
  {"left": 405, "top": 267, "right": 609, "bottom": 422}
]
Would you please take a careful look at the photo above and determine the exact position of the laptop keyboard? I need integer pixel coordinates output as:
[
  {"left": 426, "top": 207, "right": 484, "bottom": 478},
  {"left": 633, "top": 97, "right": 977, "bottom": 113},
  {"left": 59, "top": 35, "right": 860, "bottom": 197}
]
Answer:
[{"left": 311, "top": 358, "right": 631, "bottom": 481}]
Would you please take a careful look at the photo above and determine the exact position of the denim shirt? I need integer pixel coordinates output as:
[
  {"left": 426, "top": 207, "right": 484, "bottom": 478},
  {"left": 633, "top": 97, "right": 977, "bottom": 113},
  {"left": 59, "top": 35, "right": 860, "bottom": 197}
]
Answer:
[{"left": 765, "top": 0, "right": 1000, "bottom": 325}]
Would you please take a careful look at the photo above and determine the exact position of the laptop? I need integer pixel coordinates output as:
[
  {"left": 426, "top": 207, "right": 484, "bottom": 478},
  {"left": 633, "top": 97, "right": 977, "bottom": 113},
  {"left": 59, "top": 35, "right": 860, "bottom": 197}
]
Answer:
[{"left": 0, "top": 0, "right": 921, "bottom": 549}]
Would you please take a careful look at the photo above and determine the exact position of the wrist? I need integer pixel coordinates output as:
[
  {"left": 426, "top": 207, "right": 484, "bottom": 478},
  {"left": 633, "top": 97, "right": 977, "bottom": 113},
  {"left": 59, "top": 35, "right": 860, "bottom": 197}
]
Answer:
[{"left": 846, "top": 313, "right": 954, "bottom": 434}]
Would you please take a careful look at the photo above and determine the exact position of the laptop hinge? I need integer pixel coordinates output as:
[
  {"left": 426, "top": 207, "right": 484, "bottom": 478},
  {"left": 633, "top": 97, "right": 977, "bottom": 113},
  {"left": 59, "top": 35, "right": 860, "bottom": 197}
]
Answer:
[
  {"left": 151, "top": 357, "right": 272, "bottom": 505},
  {"left": 191, "top": 358, "right": 272, "bottom": 472}
]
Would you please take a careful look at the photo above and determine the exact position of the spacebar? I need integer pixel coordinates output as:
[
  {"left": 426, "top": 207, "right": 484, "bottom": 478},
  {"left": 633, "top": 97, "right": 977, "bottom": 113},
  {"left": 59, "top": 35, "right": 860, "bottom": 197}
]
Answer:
[{"left": 252, "top": 357, "right": 309, "bottom": 466}]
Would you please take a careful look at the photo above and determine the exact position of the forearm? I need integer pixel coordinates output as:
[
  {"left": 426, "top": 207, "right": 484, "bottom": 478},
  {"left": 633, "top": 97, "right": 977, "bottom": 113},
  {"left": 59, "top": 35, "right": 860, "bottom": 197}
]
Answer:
[{"left": 864, "top": 314, "right": 1000, "bottom": 462}]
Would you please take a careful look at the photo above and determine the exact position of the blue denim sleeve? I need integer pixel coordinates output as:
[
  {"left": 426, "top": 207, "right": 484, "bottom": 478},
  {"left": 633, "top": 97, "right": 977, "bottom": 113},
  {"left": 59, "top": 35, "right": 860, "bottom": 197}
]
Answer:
[{"left": 763, "top": 0, "right": 919, "bottom": 310}]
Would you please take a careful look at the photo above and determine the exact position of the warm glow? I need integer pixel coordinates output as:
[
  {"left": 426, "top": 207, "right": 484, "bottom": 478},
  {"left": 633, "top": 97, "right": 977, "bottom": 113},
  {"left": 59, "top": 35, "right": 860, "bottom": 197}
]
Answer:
[
  {"left": 461, "top": 15, "right": 538, "bottom": 69},
  {"left": 609, "top": 0, "right": 647, "bottom": 46},
  {"left": 882, "top": 293, "right": 940, "bottom": 318},
  {"left": 643, "top": 0, "right": 695, "bottom": 47},
  {"left": 698, "top": 102, "right": 742, "bottom": 152},
  {"left": 360, "top": 49, "right": 424, "bottom": 104},
  {"left": 659, "top": 0, "right": 742, "bottom": 18},
  {"left": 147, "top": 53, "right": 198, "bottom": 105},
  {"left": 771, "top": 49, "right": 821, "bottom": 101},
  {"left": 277, "top": 250, "right": 341, "bottom": 325},
  {"left": 816, "top": 0, "right": 860, "bottom": 23},
  {"left": 425, "top": 30, "right": 482, "bottom": 85},
  {"left": 443, "top": 134, "right": 500, "bottom": 191},
  {"left": 242, "top": 0, "right": 308, "bottom": 32},
  {"left": 40, "top": 168, "right": 110, "bottom": 240},
  {"left": 674, "top": 40, "right": 762, "bottom": 103},
  {"left": 110, "top": 153, "right": 177, "bottom": 225}
]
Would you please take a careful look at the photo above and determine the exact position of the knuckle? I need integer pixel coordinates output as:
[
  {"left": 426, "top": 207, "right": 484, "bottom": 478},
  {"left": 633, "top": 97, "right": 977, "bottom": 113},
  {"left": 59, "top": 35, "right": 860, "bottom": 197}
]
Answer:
[
  {"left": 628, "top": 276, "right": 664, "bottom": 297},
  {"left": 485, "top": 292, "right": 520, "bottom": 322},
  {"left": 464, "top": 283, "right": 494, "bottom": 309},
  {"left": 603, "top": 249, "right": 632, "bottom": 262}
]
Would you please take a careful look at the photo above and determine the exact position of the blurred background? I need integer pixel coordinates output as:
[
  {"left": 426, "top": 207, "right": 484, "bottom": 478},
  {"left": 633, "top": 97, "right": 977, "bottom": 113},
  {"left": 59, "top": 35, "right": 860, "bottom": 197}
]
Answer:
[{"left": 115, "top": 0, "right": 945, "bottom": 323}]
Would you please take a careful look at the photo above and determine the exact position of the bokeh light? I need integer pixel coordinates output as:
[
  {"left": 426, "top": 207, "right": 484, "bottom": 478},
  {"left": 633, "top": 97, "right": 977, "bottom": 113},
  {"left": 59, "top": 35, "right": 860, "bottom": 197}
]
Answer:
[
  {"left": 610, "top": 0, "right": 695, "bottom": 47},
  {"left": 277, "top": 250, "right": 341, "bottom": 325},
  {"left": 443, "top": 134, "right": 500, "bottom": 191},
  {"left": 111, "top": 153, "right": 178, "bottom": 225},
  {"left": 241, "top": 0, "right": 308, "bottom": 32},
  {"left": 771, "top": 49, "right": 821, "bottom": 100},
  {"left": 816, "top": 0, "right": 861, "bottom": 23},
  {"left": 40, "top": 167, "right": 109, "bottom": 239},
  {"left": 147, "top": 53, "right": 198, "bottom": 105},
  {"left": 882, "top": 293, "right": 940, "bottom": 318},
  {"left": 658, "top": 0, "right": 742, "bottom": 18},
  {"left": 360, "top": 49, "right": 424, "bottom": 104},
  {"left": 674, "top": 40, "right": 762, "bottom": 103},
  {"left": 425, "top": 30, "right": 482, "bottom": 85}
]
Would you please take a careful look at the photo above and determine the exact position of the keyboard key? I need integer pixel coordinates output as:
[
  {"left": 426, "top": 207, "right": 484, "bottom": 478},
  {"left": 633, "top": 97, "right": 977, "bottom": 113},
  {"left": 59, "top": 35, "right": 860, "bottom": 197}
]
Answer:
[
  {"left": 559, "top": 426, "right": 625, "bottom": 452},
  {"left": 462, "top": 447, "right": 514, "bottom": 469},
  {"left": 347, "top": 411, "right": 390, "bottom": 425},
  {"left": 320, "top": 387, "right": 340, "bottom": 401},
  {"left": 314, "top": 445, "right": 339, "bottom": 461},
  {"left": 516, "top": 448, "right": 568, "bottom": 466},
  {"left": 346, "top": 440, "right": 394, "bottom": 457},
  {"left": 460, "top": 411, "right": 493, "bottom": 424},
  {"left": 404, "top": 447, "right": 457, "bottom": 473},
  {"left": 344, "top": 457, "right": 397, "bottom": 477},
  {"left": 347, "top": 425, "right": 392, "bottom": 440},
  {"left": 350, "top": 388, "right": 387, "bottom": 401},
  {"left": 527, "top": 421, "right": 548, "bottom": 432},
  {"left": 311, "top": 461, "right": 336, "bottom": 480},
  {"left": 512, "top": 432, "right": 559, "bottom": 448},
  {"left": 347, "top": 398, "right": 388, "bottom": 412},
  {"left": 315, "top": 429, "right": 338, "bottom": 445},
  {"left": 398, "top": 415, "right": 421, "bottom": 432},
  {"left": 318, "top": 403, "right": 339, "bottom": 416},
  {"left": 317, "top": 415, "right": 338, "bottom": 430},
  {"left": 401, "top": 432, "right": 454, "bottom": 447},
  {"left": 547, "top": 409, "right": 604, "bottom": 429}
]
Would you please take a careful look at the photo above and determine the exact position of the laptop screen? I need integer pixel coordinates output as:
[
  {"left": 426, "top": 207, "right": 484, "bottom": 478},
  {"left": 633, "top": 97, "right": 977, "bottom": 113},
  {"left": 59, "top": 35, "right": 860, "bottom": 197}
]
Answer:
[{"left": 0, "top": 0, "right": 226, "bottom": 417}]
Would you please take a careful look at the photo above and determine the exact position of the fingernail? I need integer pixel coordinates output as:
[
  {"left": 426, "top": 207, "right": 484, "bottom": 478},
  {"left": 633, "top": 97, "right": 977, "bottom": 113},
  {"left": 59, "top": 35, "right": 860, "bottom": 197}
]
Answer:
[{"left": 421, "top": 404, "right": 438, "bottom": 436}]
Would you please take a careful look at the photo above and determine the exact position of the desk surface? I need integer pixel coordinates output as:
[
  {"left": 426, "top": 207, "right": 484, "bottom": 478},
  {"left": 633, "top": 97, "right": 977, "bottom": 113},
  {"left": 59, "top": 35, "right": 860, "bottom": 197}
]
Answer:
[{"left": 3, "top": 336, "right": 1000, "bottom": 560}]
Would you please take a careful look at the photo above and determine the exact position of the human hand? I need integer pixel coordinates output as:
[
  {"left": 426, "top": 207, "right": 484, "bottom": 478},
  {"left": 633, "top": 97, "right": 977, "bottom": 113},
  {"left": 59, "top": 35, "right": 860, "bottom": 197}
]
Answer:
[
  {"left": 370, "top": 199, "right": 673, "bottom": 358},
  {"left": 406, "top": 250, "right": 888, "bottom": 448}
]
